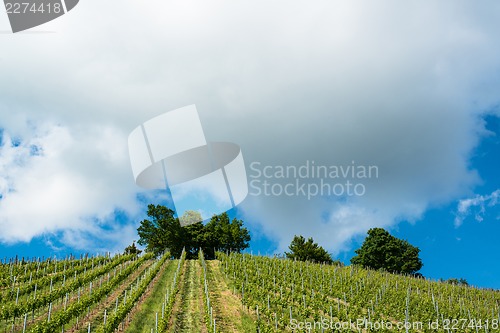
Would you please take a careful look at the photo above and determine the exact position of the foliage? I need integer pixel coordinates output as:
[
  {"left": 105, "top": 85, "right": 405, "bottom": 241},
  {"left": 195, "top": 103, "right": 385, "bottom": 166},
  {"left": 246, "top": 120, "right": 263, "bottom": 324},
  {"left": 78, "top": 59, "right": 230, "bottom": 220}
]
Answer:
[
  {"left": 29, "top": 254, "right": 153, "bottom": 333},
  {"left": 158, "top": 249, "right": 186, "bottom": 332},
  {"left": 124, "top": 241, "right": 142, "bottom": 256},
  {"left": 443, "top": 278, "right": 469, "bottom": 286},
  {"left": 219, "top": 252, "right": 500, "bottom": 333},
  {"left": 0, "top": 255, "right": 110, "bottom": 305},
  {"left": 1, "top": 250, "right": 497, "bottom": 333},
  {"left": 351, "top": 228, "right": 423, "bottom": 274},
  {"left": 285, "top": 235, "right": 334, "bottom": 264},
  {"left": 96, "top": 252, "right": 170, "bottom": 333},
  {"left": 137, "top": 205, "right": 250, "bottom": 259},
  {"left": 137, "top": 205, "right": 183, "bottom": 257},
  {"left": 0, "top": 254, "right": 134, "bottom": 321},
  {"left": 202, "top": 212, "right": 251, "bottom": 259}
]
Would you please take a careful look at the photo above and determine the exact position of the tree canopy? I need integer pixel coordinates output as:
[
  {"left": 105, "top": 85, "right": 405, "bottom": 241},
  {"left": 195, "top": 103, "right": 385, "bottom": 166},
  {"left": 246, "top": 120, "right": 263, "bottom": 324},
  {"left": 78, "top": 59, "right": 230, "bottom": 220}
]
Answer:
[
  {"left": 124, "top": 241, "right": 142, "bottom": 256},
  {"left": 285, "top": 235, "right": 335, "bottom": 264},
  {"left": 442, "top": 278, "right": 469, "bottom": 286},
  {"left": 137, "top": 204, "right": 250, "bottom": 259},
  {"left": 351, "top": 228, "right": 423, "bottom": 275}
]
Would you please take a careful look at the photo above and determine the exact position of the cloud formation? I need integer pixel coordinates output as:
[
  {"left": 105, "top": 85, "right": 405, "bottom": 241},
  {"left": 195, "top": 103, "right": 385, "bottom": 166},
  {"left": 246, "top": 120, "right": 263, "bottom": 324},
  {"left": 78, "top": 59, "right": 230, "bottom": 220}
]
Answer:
[
  {"left": 455, "top": 189, "right": 500, "bottom": 227},
  {"left": 0, "top": 0, "right": 499, "bottom": 253},
  {"left": 0, "top": 122, "right": 140, "bottom": 251}
]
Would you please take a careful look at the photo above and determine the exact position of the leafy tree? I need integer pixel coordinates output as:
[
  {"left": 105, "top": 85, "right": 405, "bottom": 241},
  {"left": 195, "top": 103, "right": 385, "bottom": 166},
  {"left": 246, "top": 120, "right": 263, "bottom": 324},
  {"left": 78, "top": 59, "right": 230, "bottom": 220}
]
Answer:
[
  {"left": 182, "top": 221, "right": 205, "bottom": 258},
  {"left": 137, "top": 204, "right": 183, "bottom": 257},
  {"left": 137, "top": 205, "right": 250, "bottom": 259},
  {"left": 203, "top": 212, "right": 251, "bottom": 259},
  {"left": 285, "top": 235, "right": 334, "bottom": 264},
  {"left": 444, "top": 278, "right": 469, "bottom": 286},
  {"left": 351, "top": 228, "right": 423, "bottom": 274},
  {"left": 124, "top": 241, "right": 142, "bottom": 256}
]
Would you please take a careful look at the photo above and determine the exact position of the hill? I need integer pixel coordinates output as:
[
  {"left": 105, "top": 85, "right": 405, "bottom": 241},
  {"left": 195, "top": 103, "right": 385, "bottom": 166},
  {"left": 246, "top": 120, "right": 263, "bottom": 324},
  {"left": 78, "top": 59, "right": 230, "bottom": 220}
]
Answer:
[{"left": 0, "top": 252, "right": 498, "bottom": 332}]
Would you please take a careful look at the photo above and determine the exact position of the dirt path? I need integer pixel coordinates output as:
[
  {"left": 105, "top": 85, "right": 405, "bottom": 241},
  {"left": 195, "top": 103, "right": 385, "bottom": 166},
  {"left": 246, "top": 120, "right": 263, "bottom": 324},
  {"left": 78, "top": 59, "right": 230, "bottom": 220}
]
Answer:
[
  {"left": 168, "top": 260, "right": 207, "bottom": 333},
  {"left": 207, "top": 260, "right": 256, "bottom": 333}
]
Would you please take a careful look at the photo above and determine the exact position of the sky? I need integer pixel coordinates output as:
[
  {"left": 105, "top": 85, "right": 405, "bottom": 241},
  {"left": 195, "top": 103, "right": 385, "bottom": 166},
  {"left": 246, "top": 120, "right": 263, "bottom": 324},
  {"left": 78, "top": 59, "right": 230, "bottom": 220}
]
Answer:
[{"left": 0, "top": 1, "right": 499, "bottom": 288}]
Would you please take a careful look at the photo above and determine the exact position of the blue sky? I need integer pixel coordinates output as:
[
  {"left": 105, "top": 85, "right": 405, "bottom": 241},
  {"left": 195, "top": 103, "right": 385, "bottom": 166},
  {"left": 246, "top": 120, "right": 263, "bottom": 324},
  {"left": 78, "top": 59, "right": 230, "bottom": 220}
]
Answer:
[
  {"left": 408, "top": 115, "right": 499, "bottom": 289},
  {"left": 0, "top": 1, "right": 499, "bottom": 289},
  {"left": 245, "top": 115, "right": 500, "bottom": 289}
]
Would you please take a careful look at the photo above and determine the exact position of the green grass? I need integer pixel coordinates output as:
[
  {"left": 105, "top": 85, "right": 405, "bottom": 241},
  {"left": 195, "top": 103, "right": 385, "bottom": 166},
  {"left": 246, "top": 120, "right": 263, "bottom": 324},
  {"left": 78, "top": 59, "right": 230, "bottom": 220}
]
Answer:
[
  {"left": 206, "top": 260, "right": 257, "bottom": 333},
  {"left": 169, "top": 260, "right": 206, "bottom": 333},
  {"left": 124, "top": 260, "right": 177, "bottom": 333}
]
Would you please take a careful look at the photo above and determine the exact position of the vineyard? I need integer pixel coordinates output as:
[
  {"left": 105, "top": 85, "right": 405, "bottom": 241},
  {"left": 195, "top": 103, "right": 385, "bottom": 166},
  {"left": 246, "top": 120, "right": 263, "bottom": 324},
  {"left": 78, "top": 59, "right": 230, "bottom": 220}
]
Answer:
[{"left": 0, "top": 251, "right": 498, "bottom": 332}]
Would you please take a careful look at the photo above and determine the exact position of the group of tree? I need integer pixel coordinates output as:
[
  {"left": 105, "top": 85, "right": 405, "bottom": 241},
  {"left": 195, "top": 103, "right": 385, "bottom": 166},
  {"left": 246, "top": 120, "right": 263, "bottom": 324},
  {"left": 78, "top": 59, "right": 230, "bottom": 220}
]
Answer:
[
  {"left": 137, "top": 204, "right": 250, "bottom": 259},
  {"left": 124, "top": 241, "right": 142, "bottom": 256},
  {"left": 441, "top": 278, "right": 469, "bottom": 286},
  {"left": 285, "top": 235, "right": 338, "bottom": 264},
  {"left": 285, "top": 228, "right": 423, "bottom": 275},
  {"left": 135, "top": 204, "right": 424, "bottom": 276}
]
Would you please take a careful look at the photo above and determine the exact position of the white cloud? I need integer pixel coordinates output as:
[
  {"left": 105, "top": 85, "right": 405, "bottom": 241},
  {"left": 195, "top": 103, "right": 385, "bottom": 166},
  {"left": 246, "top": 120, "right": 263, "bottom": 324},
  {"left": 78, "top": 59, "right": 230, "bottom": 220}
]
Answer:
[
  {"left": 0, "top": 122, "right": 141, "bottom": 250},
  {"left": 455, "top": 189, "right": 500, "bottom": 227},
  {"left": 0, "top": 0, "right": 499, "bottom": 253}
]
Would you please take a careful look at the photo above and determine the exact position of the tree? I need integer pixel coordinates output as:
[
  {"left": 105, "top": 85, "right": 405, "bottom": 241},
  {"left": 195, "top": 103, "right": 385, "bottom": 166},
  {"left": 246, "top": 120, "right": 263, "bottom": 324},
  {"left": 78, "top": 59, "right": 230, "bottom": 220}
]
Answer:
[
  {"left": 351, "top": 228, "right": 423, "bottom": 275},
  {"left": 203, "top": 213, "right": 251, "bottom": 259},
  {"left": 182, "top": 221, "right": 205, "bottom": 258},
  {"left": 124, "top": 241, "right": 142, "bottom": 256},
  {"left": 137, "top": 204, "right": 184, "bottom": 257},
  {"left": 444, "top": 278, "right": 469, "bottom": 286},
  {"left": 137, "top": 205, "right": 250, "bottom": 259},
  {"left": 285, "top": 235, "right": 334, "bottom": 264}
]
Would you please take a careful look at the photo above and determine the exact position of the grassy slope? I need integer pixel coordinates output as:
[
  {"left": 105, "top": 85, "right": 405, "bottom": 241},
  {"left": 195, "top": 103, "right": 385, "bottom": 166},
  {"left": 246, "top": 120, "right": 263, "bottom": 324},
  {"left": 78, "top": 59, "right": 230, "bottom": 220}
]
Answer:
[
  {"left": 206, "top": 260, "right": 256, "bottom": 333},
  {"left": 168, "top": 259, "right": 207, "bottom": 333},
  {"left": 10, "top": 253, "right": 493, "bottom": 333},
  {"left": 124, "top": 260, "right": 177, "bottom": 333}
]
